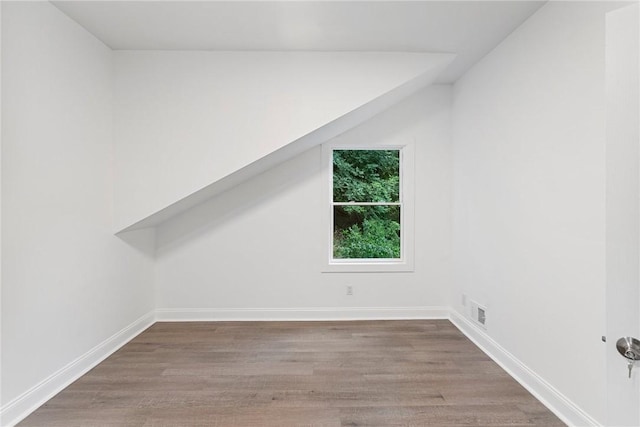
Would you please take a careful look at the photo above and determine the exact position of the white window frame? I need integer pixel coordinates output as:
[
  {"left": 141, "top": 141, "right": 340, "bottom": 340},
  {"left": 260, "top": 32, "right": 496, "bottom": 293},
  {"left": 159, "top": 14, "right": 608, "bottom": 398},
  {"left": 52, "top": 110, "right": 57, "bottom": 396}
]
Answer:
[{"left": 322, "top": 140, "right": 415, "bottom": 273}]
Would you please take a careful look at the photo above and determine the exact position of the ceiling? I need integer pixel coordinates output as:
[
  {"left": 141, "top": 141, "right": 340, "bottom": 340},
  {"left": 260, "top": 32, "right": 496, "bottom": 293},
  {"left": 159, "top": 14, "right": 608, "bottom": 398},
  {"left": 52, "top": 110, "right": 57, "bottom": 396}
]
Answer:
[{"left": 52, "top": 1, "right": 546, "bottom": 83}]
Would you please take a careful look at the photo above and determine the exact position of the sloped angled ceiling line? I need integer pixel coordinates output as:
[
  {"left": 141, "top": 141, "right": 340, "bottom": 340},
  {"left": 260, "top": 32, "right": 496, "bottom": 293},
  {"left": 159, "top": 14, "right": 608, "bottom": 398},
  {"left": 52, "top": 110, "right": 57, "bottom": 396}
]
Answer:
[{"left": 115, "top": 52, "right": 455, "bottom": 234}]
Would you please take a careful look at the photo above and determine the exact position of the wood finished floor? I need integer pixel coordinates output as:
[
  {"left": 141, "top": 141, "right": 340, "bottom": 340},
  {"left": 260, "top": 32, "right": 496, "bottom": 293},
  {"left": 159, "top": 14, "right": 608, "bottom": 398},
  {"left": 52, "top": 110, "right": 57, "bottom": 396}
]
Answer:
[{"left": 19, "top": 320, "right": 564, "bottom": 427}]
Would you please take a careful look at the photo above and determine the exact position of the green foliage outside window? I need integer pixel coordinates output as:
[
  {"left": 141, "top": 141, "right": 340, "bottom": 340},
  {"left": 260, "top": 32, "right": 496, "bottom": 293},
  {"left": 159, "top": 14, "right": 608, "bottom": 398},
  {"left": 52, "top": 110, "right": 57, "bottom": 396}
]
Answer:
[{"left": 332, "top": 150, "right": 401, "bottom": 259}]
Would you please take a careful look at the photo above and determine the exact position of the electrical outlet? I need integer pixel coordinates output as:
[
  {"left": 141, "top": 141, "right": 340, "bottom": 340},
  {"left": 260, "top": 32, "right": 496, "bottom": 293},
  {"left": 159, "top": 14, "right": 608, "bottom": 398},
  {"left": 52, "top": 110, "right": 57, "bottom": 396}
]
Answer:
[{"left": 346, "top": 285, "right": 353, "bottom": 296}]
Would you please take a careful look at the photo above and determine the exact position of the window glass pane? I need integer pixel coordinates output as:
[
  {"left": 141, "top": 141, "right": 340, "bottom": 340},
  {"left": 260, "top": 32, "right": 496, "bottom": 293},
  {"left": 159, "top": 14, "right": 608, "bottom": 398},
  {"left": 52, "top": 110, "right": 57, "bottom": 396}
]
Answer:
[
  {"left": 333, "top": 205, "right": 401, "bottom": 259},
  {"left": 333, "top": 150, "right": 400, "bottom": 203}
]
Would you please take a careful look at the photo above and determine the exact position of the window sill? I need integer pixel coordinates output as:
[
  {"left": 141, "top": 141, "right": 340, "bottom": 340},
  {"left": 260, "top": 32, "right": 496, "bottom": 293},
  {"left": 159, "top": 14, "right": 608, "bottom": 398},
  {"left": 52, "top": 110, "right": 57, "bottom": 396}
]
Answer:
[{"left": 322, "top": 260, "right": 414, "bottom": 273}]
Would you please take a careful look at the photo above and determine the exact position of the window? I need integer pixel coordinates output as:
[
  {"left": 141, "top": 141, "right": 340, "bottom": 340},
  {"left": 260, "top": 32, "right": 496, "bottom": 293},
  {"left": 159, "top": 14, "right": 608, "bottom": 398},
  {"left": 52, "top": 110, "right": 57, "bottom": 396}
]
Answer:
[
  {"left": 333, "top": 149, "right": 401, "bottom": 259},
  {"left": 323, "top": 143, "right": 414, "bottom": 272}
]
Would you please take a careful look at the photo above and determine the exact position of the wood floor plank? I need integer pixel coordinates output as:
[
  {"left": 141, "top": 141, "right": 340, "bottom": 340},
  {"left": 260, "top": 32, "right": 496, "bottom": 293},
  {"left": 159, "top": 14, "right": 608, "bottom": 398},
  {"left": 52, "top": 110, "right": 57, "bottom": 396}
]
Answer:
[{"left": 18, "top": 320, "right": 564, "bottom": 426}]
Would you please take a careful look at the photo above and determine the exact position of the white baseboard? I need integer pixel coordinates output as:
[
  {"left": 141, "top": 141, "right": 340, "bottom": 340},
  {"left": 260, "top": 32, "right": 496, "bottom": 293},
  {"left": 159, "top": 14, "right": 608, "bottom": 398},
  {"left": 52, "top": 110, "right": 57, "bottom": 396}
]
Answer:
[
  {"left": 0, "top": 310, "right": 156, "bottom": 427},
  {"left": 449, "top": 311, "right": 601, "bottom": 427},
  {"left": 155, "top": 306, "right": 450, "bottom": 322}
]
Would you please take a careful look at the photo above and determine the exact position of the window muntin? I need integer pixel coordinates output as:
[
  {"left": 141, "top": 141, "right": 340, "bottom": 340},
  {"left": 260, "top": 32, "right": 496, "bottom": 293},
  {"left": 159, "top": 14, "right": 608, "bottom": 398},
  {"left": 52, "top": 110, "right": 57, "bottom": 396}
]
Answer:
[{"left": 331, "top": 149, "right": 403, "bottom": 262}]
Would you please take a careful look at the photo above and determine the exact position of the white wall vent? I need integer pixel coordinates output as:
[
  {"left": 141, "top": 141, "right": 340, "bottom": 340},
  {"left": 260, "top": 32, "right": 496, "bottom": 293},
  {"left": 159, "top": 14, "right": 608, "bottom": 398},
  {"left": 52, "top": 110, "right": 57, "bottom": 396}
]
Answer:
[{"left": 469, "top": 300, "right": 487, "bottom": 329}]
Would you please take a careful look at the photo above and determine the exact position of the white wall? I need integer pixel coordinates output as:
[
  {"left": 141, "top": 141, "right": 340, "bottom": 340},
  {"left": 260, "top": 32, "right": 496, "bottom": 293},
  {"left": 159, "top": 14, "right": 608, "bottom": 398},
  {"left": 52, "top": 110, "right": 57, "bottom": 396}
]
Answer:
[
  {"left": 114, "top": 51, "right": 450, "bottom": 232},
  {"left": 1, "top": 1, "right": 155, "bottom": 420},
  {"left": 452, "top": 2, "right": 619, "bottom": 423},
  {"left": 155, "top": 86, "right": 452, "bottom": 317}
]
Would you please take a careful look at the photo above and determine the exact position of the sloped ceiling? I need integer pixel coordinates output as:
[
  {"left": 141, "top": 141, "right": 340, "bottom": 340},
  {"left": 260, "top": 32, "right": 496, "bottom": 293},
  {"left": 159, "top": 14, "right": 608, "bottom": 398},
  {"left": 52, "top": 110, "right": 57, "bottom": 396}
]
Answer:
[
  {"left": 114, "top": 51, "right": 454, "bottom": 232},
  {"left": 50, "top": 1, "right": 545, "bottom": 232}
]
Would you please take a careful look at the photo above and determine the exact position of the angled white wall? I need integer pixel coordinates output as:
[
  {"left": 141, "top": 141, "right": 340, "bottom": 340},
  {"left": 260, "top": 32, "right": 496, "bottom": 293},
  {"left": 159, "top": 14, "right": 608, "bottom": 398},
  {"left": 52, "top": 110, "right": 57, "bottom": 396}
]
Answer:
[
  {"left": 1, "top": 2, "right": 155, "bottom": 424},
  {"left": 113, "top": 51, "right": 452, "bottom": 232},
  {"left": 154, "top": 86, "right": 452, "bottom": 318},
  {"left": 451, "top": 2, "right": 620, "bottom": 424}
]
